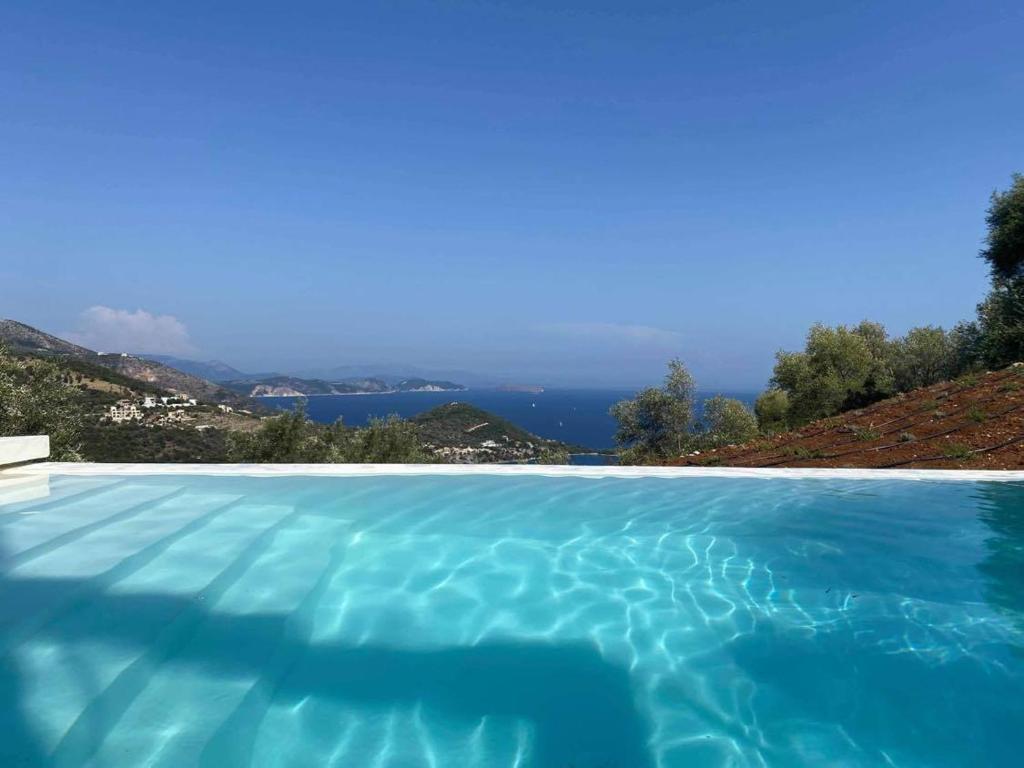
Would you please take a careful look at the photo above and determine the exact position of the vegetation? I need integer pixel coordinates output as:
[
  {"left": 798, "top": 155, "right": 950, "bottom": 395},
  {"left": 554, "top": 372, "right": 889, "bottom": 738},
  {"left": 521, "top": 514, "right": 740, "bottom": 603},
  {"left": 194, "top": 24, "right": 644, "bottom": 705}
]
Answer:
[
  {"left": 610, "top": 359, "right": 696, "bottom": 463},
  {"left": 696, "top": 395, "right": 758, "bottom": 449},
  {"left": 754, "top": 389, "right": 789, "bottom": 434},
  {"left": 0, "top": 345, "right": 84, "bottom": 460},
  {"left": 611, "top": 359, "right": 756, "bottom": 463},
  {"left": 981, "top": 173, "right": 1024, "bottom": 280},
  {"left": 84, "top": 423, "right": 228, "bottom": 462},
  {"left": 226, "top": 404, "right": 430, "bottom": 463},
  {"left": 412, "top": 402, "right": 574, "bottom": 462}
]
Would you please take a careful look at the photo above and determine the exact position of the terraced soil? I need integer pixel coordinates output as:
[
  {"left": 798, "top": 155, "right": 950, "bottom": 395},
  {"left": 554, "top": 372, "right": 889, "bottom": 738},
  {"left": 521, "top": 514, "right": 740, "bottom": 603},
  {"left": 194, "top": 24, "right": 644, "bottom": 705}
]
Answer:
[{"left": 675, "top": 366, "right": 1024, "bottom": 470}]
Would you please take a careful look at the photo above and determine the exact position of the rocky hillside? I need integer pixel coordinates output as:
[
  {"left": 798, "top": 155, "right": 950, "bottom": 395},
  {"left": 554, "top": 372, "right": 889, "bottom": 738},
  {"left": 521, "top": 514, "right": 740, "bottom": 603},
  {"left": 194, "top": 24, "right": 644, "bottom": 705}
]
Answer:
[
  {"left": 0, "top": 319, "right": 246, "bottom": 405},
  {"left": 676, "top": 366, "right": 1024, "bottom": 470}
]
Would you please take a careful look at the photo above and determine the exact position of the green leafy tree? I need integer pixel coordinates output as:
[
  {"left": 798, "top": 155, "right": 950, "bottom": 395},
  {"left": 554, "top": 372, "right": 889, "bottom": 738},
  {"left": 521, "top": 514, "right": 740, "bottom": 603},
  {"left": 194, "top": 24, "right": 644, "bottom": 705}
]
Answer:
[
  {"left": 754, "top": 389, "right": 790, "bottom": 434},
  {"left": 610, "top": 358, "right": 695, "bottom": 463},
  {"left": 227, "top": 405, "right": 431, "bottom": 463},
  {"left": 341, "top": 415, "right": 430, "bottom": 463},
  {"left": 976, "top": 276, "right": 1024, "bottom": 368},
  {"left": 697, "top": 395, "right": 758, "bottom": 448},
  {"left": 770, "top": 323, "right": 887, "bottom": 425},
  {"left": 891, "top": 326, "right": 957, "bottom": 391},
  {"left": 0, "top": 346, "right": 83, "bottom": 460},
  {"left": 227, "top": 403, "right": 344, "bottom": 463},
  {"left": 981, "top": 173, "right": 1024, "bottom": 279}
]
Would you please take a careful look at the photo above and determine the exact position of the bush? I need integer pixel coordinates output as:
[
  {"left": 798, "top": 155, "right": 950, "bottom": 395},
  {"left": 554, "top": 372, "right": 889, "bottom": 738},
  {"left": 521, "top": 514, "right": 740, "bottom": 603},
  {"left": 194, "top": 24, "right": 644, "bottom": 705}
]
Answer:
[
  {"left": 851, "top": 426, "right": 881, "bottom": 441},
  {"left": 754, "top": 389, "right": 789, "bottom": 434},
  {"left": 943, "top": 443, "right": 975, "bottom": 460}
]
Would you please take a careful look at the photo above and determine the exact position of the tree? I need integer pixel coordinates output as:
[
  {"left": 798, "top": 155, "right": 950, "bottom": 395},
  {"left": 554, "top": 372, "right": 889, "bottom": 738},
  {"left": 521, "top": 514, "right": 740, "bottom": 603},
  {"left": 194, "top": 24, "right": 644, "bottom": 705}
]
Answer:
[
  {"left": 976, "top": 276, "right": 1024, "bottom": 368},
  {"left": 340, "top": 415, "right": 430, "bottom": 463},
  {"left": 0, "top": 346, "right": 83, "bottom": 460},
  {"left": 754, "top": 389, "right": 789, "bottom": 434},
  {"left": 891, "top": 326, "right": 956, "bottom": 391},
  {"left": 697, "top": 395, "right": 758, "bottom": 448},
  {"left": 226, "top": 403, "right": 344, "bottom": 463},
  {"left": 770, "top": 323, "right": 886, "bottom": 425},
  {"left": 610, "top": 358, "right": 695, "bottom": 463},
  {"left": 227, "top": 405, "right": 431, "bottom": 463},
  {"left": 981, "top": 173, "right": 1024, "bottom": 279}
]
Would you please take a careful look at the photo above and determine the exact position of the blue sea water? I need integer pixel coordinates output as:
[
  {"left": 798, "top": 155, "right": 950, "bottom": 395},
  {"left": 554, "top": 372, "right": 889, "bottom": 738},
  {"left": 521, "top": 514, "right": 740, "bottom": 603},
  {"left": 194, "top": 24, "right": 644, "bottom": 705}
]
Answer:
[
  {"left": 1, "top": 472, "right": 1022, "bottom": 767},
  {"left": 260, "top": 388, "right": 757, "bottom": 450}
]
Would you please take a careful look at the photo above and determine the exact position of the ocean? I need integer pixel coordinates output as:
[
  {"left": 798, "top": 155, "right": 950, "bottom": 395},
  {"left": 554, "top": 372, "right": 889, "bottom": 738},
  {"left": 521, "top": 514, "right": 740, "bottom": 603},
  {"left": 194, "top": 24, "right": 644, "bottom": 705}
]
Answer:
[{"left": 259, "top": 388, "right": 757, "bottom": 451}]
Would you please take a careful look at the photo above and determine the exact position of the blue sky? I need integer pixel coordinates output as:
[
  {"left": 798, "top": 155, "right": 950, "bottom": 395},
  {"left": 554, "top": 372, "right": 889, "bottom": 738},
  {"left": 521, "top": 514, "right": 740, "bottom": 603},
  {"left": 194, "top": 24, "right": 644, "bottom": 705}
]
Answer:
[{"left": 2, "top": 1, "right": 1021, "bottom": 389}]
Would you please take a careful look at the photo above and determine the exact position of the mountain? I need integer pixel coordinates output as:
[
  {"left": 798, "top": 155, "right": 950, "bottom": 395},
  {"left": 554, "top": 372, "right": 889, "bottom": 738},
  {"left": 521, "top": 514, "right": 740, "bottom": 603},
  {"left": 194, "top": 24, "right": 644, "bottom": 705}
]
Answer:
[
  {"left": 0, "top": 319, "right": 95, "bottom": 357},
  {"left": 0, "top": 319, "right": 245, "bottom": 405},
  {"left": 223, "top": 375, "right": 466, "bottom": 397},
  {"left": 141, "top": 355, "right": 247, "bottom": 382},
  {"left": 675, "top": 366, "right": 1024, "bottom": 470},
  {"left": 412, "top": 402, "right": 571, "bottom": 462}
]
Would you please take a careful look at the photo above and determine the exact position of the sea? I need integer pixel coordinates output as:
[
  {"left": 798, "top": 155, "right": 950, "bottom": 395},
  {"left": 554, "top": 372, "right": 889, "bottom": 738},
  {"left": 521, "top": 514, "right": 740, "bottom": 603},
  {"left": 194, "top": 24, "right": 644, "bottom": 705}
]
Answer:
[{"left": 258, "top": 388, "right": 757, "bottom": 453}]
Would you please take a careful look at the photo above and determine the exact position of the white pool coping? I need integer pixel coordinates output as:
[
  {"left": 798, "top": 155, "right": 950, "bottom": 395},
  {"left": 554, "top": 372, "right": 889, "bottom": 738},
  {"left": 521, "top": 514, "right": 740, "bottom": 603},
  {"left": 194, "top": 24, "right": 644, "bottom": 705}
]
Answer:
[{"left": 8, "top": 461, "right": 1024, "bottom": 482}]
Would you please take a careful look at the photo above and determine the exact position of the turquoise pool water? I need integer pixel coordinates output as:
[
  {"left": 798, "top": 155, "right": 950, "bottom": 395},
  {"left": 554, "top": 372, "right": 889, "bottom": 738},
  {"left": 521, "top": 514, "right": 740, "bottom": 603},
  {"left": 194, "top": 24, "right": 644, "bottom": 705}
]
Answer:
[{"left": 1, "top": 472, "right": 1022, "bottom": 767}]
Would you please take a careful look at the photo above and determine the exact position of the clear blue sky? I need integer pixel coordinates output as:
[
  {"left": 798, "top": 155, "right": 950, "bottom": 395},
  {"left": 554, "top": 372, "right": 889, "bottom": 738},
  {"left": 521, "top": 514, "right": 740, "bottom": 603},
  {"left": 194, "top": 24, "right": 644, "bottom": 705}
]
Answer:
[{"left": 2, "top": 1, "right": 1021, "bottom": 389}]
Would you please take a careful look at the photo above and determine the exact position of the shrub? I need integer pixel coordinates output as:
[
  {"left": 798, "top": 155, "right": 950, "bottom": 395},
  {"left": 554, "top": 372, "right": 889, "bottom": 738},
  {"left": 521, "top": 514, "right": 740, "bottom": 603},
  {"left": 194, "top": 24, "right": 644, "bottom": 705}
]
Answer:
[
  {"left": 942, "top": 443, "right": 975, "bottom": 460},
  {"left": 754, "top": 389, "right": 790, "bottom": 433},
  {"left": 851, "top": 426, "right": 881, "bottom": 441},
  {"left": 898, "top": 432, "right": 916, "bottom": 443},
  {"left": 966, "top": 407, "right": 987, "bottom": 423},
  {"left": 789, "top": 447, "right": 825, "bottom": 460}
]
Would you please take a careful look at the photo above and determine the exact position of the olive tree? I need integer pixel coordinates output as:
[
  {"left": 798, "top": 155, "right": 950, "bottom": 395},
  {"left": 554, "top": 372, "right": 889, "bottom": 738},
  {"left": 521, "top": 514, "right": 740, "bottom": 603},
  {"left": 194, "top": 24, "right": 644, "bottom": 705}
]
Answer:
[
  {"left": 981, "top": 173, "right": 1024, "bottom": 279},
  {"left": 891, "top": 326, "right": 957, "bottom": 391},
  {"left": 0, "top": 346, "right": 83, "bottom": 460},
  {"left": 610, "top": 358, "right": 695, "bottom": 463},
  {"left": 754, "top": 389, "right": 790, "bottom": 434},
  {"left": 697, "top": 395, "right": 758, "bottom": 448}
]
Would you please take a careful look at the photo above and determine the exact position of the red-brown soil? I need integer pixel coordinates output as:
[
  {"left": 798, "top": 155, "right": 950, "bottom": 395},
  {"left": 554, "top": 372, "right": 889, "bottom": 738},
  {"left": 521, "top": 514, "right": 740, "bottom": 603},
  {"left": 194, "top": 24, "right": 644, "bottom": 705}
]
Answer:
[{"left": 674, "top": 366, "right": 1024, "bottom": 470}]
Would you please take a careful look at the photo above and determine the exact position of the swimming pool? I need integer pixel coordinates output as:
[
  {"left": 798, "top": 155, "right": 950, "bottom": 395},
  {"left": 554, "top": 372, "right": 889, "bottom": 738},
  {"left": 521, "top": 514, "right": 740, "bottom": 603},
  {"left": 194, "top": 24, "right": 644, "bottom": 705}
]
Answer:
[{"left": 1, "top": 466, "right": 1022, "bottom": 767}]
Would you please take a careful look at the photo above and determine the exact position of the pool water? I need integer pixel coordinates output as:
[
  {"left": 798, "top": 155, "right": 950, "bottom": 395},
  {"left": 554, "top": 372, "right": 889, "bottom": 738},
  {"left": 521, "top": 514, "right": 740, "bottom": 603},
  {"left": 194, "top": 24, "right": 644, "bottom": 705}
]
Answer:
[{"left": 1, "top": 472, "right": 1022, "bottom": 767}]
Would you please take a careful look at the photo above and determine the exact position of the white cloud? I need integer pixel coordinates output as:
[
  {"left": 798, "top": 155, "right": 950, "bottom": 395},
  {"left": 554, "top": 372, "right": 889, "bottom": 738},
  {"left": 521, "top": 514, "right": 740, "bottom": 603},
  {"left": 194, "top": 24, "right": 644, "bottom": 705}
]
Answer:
[
  {"left": 535, "top": 322, "right": 682, "bottom": 347},
  {"left": 65, "top": 306, "right": 196, "bottom": 355}
]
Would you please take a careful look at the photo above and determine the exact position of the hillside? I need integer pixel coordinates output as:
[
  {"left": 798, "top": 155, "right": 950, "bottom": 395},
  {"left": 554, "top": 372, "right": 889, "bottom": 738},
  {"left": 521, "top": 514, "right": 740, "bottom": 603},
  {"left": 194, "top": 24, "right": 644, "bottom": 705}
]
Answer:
[
  {"left": 412, "top": 402, "right": 571, "bottom": 462},
  {"left": 142, "top": 354, "right": 247, "bottom": 382},
  {"left": 225, "top": 374, "right": 466, "bottom": 397},
  {"left": 0, "top": 319, "right": 249, "bottom": 406},
  {"left": 676, "top": 366, "right": 1024, "bottom": 470}
]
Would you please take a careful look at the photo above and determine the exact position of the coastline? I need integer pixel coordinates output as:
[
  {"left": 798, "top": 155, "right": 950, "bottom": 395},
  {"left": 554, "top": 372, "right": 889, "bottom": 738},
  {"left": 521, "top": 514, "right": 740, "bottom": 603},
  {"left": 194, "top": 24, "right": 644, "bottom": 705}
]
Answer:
[{"left": 257, "top": 388, "right": 468, "bottom": 398}]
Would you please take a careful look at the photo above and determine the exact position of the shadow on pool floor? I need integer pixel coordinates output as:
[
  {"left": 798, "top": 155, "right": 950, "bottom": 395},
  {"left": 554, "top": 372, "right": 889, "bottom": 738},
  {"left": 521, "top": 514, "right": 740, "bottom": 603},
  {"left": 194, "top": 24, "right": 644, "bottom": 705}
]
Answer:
[{"left": 0, "top": 576, "right": 654, "bottom": 768}]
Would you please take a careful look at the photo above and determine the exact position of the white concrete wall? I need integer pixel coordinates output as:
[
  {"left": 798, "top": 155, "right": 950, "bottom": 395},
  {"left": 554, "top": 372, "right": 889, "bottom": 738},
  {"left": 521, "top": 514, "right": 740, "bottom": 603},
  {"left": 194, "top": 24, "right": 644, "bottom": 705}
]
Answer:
[{"left": 0, "top": 435, "right": 50, "bottom": 467}]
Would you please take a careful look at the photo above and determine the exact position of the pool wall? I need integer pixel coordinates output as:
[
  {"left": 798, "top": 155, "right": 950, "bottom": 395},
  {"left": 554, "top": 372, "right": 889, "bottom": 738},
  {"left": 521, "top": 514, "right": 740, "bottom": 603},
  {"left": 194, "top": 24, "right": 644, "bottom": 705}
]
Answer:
[{"left": 11, "top": 461, "right": 1024, "bottom": 481}]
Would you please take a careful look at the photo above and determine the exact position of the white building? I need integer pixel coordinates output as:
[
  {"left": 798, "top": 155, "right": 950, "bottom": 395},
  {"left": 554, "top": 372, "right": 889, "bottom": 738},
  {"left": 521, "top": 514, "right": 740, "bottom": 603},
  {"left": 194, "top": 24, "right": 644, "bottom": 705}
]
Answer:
[{"left": 108, "top": 401, "right": 142, "bottom": 423}]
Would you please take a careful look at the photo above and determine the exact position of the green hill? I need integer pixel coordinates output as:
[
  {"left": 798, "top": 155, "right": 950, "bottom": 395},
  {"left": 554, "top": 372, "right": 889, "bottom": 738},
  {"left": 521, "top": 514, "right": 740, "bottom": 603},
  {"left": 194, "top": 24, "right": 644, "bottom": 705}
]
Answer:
[{"left": 412, "top": 402, "right": 573, "bottom": 462}]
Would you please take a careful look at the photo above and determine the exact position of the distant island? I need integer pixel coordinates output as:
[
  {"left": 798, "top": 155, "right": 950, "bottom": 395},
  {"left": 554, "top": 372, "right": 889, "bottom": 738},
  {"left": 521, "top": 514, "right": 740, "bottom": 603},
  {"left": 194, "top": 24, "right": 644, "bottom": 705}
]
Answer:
[{"left": 222, "top": 375, "right": 467, "bottom": 398}]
